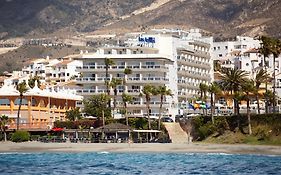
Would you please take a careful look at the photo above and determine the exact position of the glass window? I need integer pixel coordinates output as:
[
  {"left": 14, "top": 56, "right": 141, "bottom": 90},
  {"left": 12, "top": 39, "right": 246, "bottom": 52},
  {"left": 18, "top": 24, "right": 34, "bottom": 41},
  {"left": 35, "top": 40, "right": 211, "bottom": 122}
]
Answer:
[
  {"left": 15, "top": 98, "right": 28, "bottom": 106},
  {"left": 0, "top": 98, "right": 10, "bottom": 106}
]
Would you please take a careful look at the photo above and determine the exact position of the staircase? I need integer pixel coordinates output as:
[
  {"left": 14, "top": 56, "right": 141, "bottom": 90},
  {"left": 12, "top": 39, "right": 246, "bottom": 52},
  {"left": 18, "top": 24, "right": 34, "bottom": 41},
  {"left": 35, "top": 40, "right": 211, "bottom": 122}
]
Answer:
[{"left": 163, "top": 122, "right": 189, "bottom": 144}]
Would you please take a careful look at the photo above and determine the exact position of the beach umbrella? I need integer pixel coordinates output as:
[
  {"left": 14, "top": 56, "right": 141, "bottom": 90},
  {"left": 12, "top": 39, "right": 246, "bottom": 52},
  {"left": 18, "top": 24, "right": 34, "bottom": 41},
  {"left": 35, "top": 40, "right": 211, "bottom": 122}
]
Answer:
[
  {"left": 188, "top": 103, "right": 195, "bottom": 110},
  {"left": 194, "top": 103, "right": 200, "bottom": 109}
]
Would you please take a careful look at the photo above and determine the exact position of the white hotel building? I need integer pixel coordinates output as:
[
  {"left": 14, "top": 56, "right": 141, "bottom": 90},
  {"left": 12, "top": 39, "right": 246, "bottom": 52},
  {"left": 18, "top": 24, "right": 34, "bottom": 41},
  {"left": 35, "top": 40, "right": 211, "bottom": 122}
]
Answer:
[{"left": 75, "top": 29, "right": 213, "bottom": 120}]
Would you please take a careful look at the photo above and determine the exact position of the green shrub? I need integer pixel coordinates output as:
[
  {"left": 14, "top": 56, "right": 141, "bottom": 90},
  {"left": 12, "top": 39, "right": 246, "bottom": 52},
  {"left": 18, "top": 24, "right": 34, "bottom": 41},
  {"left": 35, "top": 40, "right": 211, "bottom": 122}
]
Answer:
[
  {"left": 11, "top": 131, "right": 30, "bottom": 142},
  {"left": 197, "top": 122, "right": 216, "bottom": 140},
  {"left": 30, "top": 135, "right": 40, "bottom": 141},
  {"left": 253, "top": 125, "right": 271, "bottom": 141}
]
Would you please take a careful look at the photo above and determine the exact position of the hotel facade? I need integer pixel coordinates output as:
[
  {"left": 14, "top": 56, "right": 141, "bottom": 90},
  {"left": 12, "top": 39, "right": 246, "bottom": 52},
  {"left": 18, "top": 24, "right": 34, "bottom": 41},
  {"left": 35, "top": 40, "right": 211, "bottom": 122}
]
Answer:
[
  {"left": 0, "top": 80, "right": 82, "bottom": 130},
  {"left": 75, "top": 29, "right": 213, "bottom": 120}
]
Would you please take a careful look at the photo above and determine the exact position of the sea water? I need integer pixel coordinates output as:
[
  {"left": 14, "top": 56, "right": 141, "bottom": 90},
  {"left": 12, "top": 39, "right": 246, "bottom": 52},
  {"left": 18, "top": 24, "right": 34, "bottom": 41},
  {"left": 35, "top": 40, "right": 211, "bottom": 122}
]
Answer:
[{"left": 0, "top": 152, "right": 281, "bottom": 175}]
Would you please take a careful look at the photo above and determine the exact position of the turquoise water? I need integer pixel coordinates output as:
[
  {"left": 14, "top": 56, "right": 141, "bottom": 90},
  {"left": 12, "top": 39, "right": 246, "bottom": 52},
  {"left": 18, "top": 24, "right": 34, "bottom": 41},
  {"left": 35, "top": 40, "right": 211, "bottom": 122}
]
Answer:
[{"left": 1, "top": 152, "right": 281, "bottom": 175}]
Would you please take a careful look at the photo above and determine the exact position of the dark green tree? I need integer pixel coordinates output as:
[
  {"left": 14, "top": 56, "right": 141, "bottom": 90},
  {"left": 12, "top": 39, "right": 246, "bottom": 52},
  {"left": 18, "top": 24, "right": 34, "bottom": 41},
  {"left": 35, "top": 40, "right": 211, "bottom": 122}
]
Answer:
[
  {"left": 220, "top": 68, "right": 248, "bottom": 115},
  {"left": 208, "top": 82, "right": 221, "bottom": 124},
  {"left": 83, "top": 94, "right": 111, "bottom": 126},
  {"left": 140, "top": 85, "right": 156, "bottom": 130},
  {"left": 155, "top": 85, "right": 172, "bottom": 130},
  {"left": 104, "top": 58, "right": 115, "bottom": 99},
  {"left": 16, "top": 81, "right": 28, "bottom": 130},
  {"left": 253, "top": 69, "right": 270, "bottom": 114},
  {"left": 28, "top": 76, "right": 41, "bottom": 88},
  {"left": 242, "top": 79, "right": 255, "bottom": 135},
  {"left": 122, "top": 93, "right": 133, "bottom": 126},
  {"left": 65, "top": 108, "right": 82, "bottom": 121},
  {"left": 0, "top": 114, "right": 10, "bottom": 141}
]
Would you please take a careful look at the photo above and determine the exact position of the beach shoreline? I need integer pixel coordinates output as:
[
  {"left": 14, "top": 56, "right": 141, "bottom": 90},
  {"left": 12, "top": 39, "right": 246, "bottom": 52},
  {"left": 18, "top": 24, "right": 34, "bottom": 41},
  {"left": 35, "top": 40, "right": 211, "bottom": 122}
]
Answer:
[{"left": 1, "top": 141, "right": 281, "bottom": 155}]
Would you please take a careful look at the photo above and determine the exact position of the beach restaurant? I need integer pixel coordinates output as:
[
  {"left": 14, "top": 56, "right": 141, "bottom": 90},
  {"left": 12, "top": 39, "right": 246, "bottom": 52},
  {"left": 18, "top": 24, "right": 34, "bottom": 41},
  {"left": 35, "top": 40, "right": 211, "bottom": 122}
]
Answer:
[{"left": 0, "top": 80, "right": 82, "bottom": 130}]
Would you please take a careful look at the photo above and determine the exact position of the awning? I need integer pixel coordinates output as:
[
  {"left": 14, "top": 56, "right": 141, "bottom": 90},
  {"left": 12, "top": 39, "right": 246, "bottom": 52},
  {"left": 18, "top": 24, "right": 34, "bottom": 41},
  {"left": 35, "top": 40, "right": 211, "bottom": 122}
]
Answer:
[
  {"left": 132, "top": 129, "right": 161, "bottom": 133},
  {"left": 51, "top": 127, "right": 64, "bottom": 132}
]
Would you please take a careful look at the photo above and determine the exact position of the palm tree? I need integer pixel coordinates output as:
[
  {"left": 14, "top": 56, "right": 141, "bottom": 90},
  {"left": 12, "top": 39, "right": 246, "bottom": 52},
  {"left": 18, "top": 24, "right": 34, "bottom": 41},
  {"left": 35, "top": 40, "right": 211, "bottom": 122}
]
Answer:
[
  {"left": 259, "top": 36, "right": 271, "bottom": 113},
  {"left": 0, "top": 114, "right": 10, "bottom": 141},
  {"left": 199, "top": 83, "right": 209, "bottom": 115},
  {"left": 259, "top": 36, "right": 281, "bottom": 113},
  {"left": 16, "top": 81, "right": 28, "bottom": 130},
  {"left": 122, "top": 93, "right": 133, "bottom": 126},
  {"left": 156, "top": 86, "right": 172, "bottom": 130},
  {"left": 104, "top": 58, "right": 115, "bottom": 108},
  {"left": 220, "top": 68, "right": 248, "bottom": 115},
  {"left": 123, "top": 68, "right": 132, "bottom": 93},
  {"left": 254, "top": 69, "right": 270, "bottom": 114},
  {"left": 99, "top": 94, "right": 110, "bottom": 127},
  {"left": 264, "top": 90, "right": 277, "bottom": 110},
  {"left": 28, "top": 75, "right": 41, "bottom": 88},
  {"left": 83, "top": 94, "right": 110, "bottom": 127},
  {"left": 110, "top": 78, "right": 123, "bottom": 112},
  {"left": 269, "top": 38, "right": 281, "bottom": 113},
  {"left": 242, "top": 79, "right": 255, "bottom": 135},
  {"left": 208, "top": 82, "right": 221, "bottom": 124},
  {"left": 141, "top": 85, "right": 155, "bottom": 130}
]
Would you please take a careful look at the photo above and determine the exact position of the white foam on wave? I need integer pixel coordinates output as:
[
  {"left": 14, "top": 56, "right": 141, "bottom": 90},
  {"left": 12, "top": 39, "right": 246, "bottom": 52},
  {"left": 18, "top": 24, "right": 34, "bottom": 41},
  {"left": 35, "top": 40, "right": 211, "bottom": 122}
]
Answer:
[
  {"left": 0, "top": 152, "right": 32, "bottom": 155},
  {"left": 206, "top": 153, "right": 233, "bottom": 156},
  {"left": 98, "top": 151, "right": 110, "bottom": 154},
  {"left": 184, "top": 152, "right": 234, "bottom": 156}
]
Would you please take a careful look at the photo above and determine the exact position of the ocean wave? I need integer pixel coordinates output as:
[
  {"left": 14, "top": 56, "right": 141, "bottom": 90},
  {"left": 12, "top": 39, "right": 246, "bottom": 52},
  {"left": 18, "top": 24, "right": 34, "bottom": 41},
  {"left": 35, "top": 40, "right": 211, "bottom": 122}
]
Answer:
[{"left": 97, "top": 151, "right": 110, "bottom": 154}]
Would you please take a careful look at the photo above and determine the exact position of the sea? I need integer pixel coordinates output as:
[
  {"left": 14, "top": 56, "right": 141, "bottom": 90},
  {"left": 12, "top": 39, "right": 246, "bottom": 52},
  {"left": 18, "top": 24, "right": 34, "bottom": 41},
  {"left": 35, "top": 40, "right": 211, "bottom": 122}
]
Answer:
[{"left": 0, "top": 152, "right": 281, "bottom": 175}]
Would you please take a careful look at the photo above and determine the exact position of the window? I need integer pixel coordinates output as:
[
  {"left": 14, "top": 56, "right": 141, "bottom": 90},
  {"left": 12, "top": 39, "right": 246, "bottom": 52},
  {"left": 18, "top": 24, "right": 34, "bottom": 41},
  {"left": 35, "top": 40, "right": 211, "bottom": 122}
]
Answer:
[
  {"left": 246, "top": 63, "right": 249, "bottom": 66},
  {"left": 132, "top": 85, "right": 140, "bottom": 90},
  {"left": 146, "top": 62, "right": 155, "bottom": 65},
  {"left": 219, "top": 54, "right": 223, "bottom": 57},
  {"left": 219, "top": 97, "right": 226, "bottom": 105},
  {"left": 213, "top": 47, "right": 216, "bottom": 50},
  {"left": 15, "top": 98, "right": 28, "bottom": 105},
  {"left": 225, "top": 46, "right": 228, "bottom": 49},
  {"left": 0, "top": 98, "right": 10, "bottom": 106},
  {"left": 67, "top": 73, "right": 70, "bottom": 76}
]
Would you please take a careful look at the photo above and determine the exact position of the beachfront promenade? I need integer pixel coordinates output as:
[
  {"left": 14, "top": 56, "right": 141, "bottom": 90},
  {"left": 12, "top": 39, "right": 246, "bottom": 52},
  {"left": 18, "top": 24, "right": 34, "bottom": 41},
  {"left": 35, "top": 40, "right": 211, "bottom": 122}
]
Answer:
[{"left": 1, "top": 142, "right": 281, "bottom": 155}]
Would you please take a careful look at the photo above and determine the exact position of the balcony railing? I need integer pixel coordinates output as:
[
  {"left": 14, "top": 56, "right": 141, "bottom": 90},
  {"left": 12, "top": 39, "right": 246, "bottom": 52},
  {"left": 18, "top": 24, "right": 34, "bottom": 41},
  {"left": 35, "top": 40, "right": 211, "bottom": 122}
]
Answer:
[
  {"left": 8, "top": 122, "right": 52, "bottom": 130},
  {"left": 77, "top": 65, "right": 168, "bottom": 71}
]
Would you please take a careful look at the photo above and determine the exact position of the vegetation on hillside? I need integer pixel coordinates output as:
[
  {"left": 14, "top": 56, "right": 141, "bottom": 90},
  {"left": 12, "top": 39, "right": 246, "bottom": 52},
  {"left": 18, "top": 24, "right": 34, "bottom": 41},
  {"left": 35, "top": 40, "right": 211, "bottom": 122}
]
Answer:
[{"left": 191, "top": 114, "right": 281, "bottom": 145}]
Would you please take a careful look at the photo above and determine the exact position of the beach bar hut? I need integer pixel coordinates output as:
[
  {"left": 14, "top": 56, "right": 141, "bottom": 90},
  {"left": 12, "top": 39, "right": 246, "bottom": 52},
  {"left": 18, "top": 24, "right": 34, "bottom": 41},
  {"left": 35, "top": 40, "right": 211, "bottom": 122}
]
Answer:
[{"left": 92, "top": 123, "right": 131, "bottom": 143}]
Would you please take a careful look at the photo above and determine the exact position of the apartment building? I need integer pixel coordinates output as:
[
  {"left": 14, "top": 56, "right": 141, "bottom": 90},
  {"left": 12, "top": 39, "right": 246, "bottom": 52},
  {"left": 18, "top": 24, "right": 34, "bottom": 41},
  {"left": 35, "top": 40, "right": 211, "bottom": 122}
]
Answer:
[
  {"left": 21, "top": 57, "right": 82, "bottom": 85},
  {"left": 75, "top": 29, "right": 213, "bottom": 120},
  {"left": 213, "top": 36, "right": 281, "bottom": 110}
]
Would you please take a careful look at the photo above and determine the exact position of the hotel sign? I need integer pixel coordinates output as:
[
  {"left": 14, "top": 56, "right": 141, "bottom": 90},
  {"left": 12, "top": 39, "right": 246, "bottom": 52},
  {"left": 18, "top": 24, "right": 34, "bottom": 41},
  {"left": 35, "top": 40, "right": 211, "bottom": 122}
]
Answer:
[{"left": 138, "top": 37, "right": 156, "bottom": 43}]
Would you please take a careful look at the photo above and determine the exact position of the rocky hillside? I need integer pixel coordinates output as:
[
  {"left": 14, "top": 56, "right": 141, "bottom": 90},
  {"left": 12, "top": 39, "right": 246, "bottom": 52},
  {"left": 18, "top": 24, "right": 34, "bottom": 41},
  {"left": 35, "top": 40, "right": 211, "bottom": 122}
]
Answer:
[{"left": 0, "top": 0, "right": 280, "bottom": 38}]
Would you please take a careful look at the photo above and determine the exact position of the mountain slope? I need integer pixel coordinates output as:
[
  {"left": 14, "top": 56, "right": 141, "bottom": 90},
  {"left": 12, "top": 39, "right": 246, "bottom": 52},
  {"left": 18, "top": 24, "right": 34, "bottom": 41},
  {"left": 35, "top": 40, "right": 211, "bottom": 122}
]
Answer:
[{"left": 0, "top": 0, "right": 280, "bottom": 39}]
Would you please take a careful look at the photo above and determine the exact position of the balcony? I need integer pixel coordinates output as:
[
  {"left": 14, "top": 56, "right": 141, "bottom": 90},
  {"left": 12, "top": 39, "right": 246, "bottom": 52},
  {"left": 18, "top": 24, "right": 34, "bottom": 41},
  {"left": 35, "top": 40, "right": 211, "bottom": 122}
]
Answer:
[
  {"left": 178, "top": 70, "right": 210, "bottom": 81},
  {"left": 134, "top": 65, "right": 168, "bottom": 72},
  {"left": 177, "top": 56, "right": 211, "bottom": 69},
  {"left": 77, "top": 64, "right": 168, "bottom": 73},
  {"left": 177, "top": 81, "right": 199, "bottom": 90},
  {"left": 76, "top": 77, "right": 96, "bottom": 84},
  {"left": 127, "top": 89, "right": 141, "bottom": 95},
  {"left": 127, "top": 77, "right": 168, "bottom": 84},
  {"left": 76, "top": 89, "right": 96, "bottom": 95},
  {"left": 76, "top": 77, "right": 110, "bottom": 84}
]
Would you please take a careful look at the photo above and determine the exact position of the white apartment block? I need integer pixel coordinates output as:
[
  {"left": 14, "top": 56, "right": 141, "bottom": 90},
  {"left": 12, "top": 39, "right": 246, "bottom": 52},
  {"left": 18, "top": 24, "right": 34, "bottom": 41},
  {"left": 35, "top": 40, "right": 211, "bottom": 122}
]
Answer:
[
  {"left": 213, "top": 36, "right": 281, "bottom": 100},
  {"left": 75, "top": 29, "right": 213, "bottom": 120},
  {"left": 21, "top": 57, "right": 82, "bottom": 85}
]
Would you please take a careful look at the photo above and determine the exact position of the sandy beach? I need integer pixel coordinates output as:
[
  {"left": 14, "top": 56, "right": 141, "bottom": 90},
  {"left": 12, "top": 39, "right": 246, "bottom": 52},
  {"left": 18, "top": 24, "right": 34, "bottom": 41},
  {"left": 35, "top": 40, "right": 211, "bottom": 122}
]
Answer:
[{"left": 1, "top": 141, "right": 281, "bottom": 155}]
